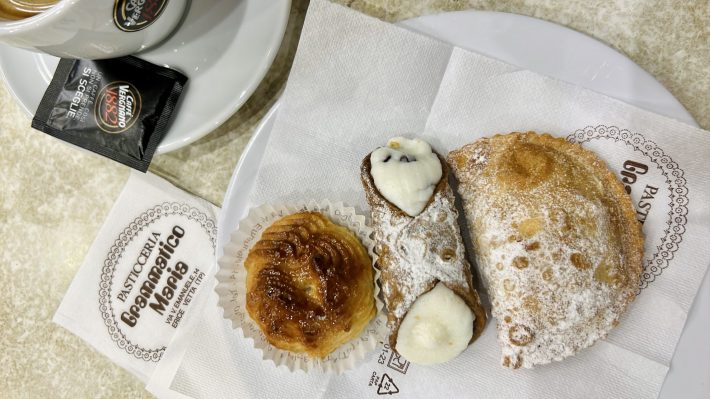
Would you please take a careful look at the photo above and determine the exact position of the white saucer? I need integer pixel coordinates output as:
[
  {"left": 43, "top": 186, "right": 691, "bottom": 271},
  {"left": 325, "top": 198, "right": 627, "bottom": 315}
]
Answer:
[
  {"left": 0, "top": 0, "right": 291, "bottom": 154},
  {"left": 218, "top": 10, "right": 708, "bottom": 399}
]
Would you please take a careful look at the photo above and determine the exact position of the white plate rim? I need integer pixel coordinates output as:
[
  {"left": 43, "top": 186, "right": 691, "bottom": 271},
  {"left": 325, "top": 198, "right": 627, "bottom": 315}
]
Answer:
[
  {"left": 217, "top": 9, "right": 708, "bottom": 399},
  {"left": 218, "top": 9, "right": 700, "bottom": 249}
]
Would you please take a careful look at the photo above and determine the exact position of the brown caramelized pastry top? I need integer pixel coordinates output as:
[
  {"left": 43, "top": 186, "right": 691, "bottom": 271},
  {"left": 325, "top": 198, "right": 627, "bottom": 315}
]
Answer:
[
  {"left": 244, "top": 211, "right": 375, "bottom": 358},
  {"left": 448, "top": 132, "right": 644, "bottom": 369}
]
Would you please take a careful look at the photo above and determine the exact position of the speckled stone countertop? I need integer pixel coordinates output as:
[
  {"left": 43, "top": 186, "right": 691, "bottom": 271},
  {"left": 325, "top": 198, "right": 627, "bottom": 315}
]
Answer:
[{"left": 1, "top": 0, "right": 708, "bottom": 397}]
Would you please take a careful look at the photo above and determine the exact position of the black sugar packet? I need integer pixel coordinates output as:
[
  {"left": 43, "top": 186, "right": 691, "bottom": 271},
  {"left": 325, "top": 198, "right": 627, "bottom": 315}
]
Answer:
[{"left": 31, "top": 56, "right": 187, "bottom": 172}]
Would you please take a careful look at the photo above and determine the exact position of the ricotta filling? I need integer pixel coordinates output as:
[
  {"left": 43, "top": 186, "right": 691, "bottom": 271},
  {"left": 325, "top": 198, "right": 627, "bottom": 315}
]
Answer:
[
  {"left": 396, "top": 283, "right": 474, "bottom": 365},
  {"left": 370, "top": 137, "right": 442, "bottom": 217}
]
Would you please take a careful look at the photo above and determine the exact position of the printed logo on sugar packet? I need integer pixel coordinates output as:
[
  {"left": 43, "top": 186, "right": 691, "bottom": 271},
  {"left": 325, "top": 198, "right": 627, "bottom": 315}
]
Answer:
[
  {"left": 568, "top": 125, "right": 689, "bottom": 289},
  {"left": 98, "top": 202, "right": 216, "bottom": 362},
  {"left": 95, "top": 81, "right": 142, "bottom": 134}
]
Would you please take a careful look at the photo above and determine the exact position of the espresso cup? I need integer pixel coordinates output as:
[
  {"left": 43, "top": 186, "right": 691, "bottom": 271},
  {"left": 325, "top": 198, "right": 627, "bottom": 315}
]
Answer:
[{"left": 0, "top": 0, "right": 188, "bottom": 59}]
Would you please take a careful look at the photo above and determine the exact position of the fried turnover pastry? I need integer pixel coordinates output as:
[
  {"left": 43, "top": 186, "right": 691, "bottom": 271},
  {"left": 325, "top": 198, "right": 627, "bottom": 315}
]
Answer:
[
  {"left": 244, "top": 211, "right": 376, "bottom": 358},
  {"left": 361, "top": 137, "right": 486, "bottom": 365},
  {"left": 448, "top": 132, "right": 644, "bottom": 369}
]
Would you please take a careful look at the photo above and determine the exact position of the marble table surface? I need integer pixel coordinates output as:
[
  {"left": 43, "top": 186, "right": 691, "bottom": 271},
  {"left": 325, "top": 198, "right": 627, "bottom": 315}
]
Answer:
[{"left": 1, "top": 0, "right": 708, "bottom": 397}]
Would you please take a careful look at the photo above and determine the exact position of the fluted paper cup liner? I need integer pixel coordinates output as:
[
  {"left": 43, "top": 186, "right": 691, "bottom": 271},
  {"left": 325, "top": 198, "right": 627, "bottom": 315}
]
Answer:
[{"left": 215, "top": 200, "right": 386, "bottom": 373}]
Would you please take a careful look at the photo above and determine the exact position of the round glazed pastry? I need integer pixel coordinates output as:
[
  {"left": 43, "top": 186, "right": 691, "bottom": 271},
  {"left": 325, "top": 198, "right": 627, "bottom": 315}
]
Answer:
[{"left": 244, "top": 211, "right": 376, "bottom": 358}]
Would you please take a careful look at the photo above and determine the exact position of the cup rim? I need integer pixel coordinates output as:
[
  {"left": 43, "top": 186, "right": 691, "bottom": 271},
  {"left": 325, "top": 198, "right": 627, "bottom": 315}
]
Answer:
[{"left": 0, "top": 0, "right": 77, "bottom": 34}]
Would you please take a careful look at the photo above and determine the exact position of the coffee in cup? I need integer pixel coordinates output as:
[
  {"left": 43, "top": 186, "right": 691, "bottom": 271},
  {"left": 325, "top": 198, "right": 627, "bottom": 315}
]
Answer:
[{"left": 0, "top": 0, "right": 58, "bottom": 20}]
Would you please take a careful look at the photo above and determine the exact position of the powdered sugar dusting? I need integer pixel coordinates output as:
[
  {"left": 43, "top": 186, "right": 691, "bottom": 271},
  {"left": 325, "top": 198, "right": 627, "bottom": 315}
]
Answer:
[
  {"left": 448, "top": 132, "right": 643, "bottom": 369},
  {"left": 361, "top": 154, "right": 485, "bottom": 347},
  {"left": 374, "top": 188, "right": 470, "bottom": 320}
]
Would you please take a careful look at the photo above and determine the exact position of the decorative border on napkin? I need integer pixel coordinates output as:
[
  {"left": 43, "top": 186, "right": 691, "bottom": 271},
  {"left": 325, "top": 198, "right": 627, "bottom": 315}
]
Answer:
[
  {"left": 568, "top": 125, "right": 689, "bottom": 290},
  {"left": 98, "top": 202, "right": 217, "bottom": 361}
]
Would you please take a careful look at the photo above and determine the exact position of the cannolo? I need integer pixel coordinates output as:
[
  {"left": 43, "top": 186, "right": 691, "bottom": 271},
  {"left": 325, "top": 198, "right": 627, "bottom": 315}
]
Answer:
[
  {"left": 361, "top": 137, "right": 486, "bottom": 365},
  {"left": 448, "top": 132, "right": 644, "bottom": 369}
]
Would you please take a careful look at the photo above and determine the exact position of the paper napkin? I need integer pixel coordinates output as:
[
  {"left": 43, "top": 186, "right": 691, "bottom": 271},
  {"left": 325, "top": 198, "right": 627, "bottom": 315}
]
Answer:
[
  {"left": 54, "top": 171, "right": 219, "bottom": 384},
  {"left": 150, "top": 1, "right": 710, "bottom": 398}
]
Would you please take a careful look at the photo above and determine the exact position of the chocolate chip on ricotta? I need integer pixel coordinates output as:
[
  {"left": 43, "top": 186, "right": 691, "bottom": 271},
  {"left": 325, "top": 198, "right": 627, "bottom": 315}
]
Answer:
[{"left": 370, "top": 137, "right": 442, "bottom": 217}]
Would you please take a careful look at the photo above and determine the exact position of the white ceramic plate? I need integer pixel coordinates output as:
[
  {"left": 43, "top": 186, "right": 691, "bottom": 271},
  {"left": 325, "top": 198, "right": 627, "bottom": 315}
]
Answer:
[
  {"left": 0, "top": 0, "right": 291, "bottom": 154},
  {"left": 218, "top": 11, "right": 708, "bottom": 399}
]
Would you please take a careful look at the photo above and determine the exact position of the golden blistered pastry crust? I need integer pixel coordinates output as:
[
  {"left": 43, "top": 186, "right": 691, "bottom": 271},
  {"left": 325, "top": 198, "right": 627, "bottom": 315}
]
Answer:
[
  {"left": 361, "top": 153, "right": 487, "bottom": 350},
  {"left": 244, "top": 211, "right": 376, "bottom": 358},
  {"left": 448, "top": 132, "right": 644, "bottom": 369}
]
